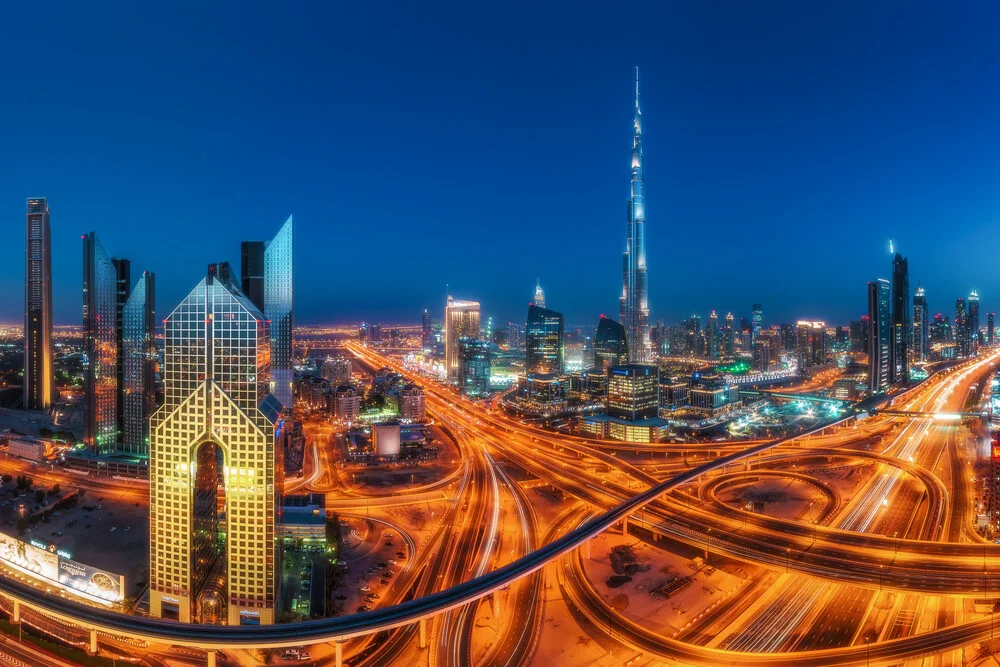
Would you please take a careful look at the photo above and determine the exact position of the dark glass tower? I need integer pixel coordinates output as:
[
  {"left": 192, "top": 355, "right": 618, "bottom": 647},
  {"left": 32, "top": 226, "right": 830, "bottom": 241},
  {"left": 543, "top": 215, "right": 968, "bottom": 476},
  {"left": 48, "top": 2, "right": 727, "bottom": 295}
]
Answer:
[
  {"left": 751, "top": 304, "right": 763, "bottom": 350},
  {"left": 241, "top": 240, "right": 265, "bottom": 312},
  {"left": 956, "top": 297, "right": 969, "bottom": 356},
  {"left": 25, "top": 198, "right": 53, "bottom": 410},
  {"left": 83, "top": 233, "right": 119, "bottom": 454},
  {"left": 113, "top": 258, "right": 131, "bottom": 443},
  {"left": 594, "top": 316, "right": 629, "bottom": 372},
  {"left": 421, "top": 309, "right": 432, "bottom": 351},
  {"left": 619, "top": 69, "right": 650, "bottom": 363},
  {"left": 525, "top": 304, "right": 564, "bottom": 375},
  {"left": 890, "top": 253, "right": 909, "bottom": 384},
  {"left": 868, "top": 279, "right": 891, "bottom": 394},
  {"left": 969, "top": 290, "right": 980, "bottom": 354},
  {"left": 264, "top": 216, "right": 294, "bottom": 409}
]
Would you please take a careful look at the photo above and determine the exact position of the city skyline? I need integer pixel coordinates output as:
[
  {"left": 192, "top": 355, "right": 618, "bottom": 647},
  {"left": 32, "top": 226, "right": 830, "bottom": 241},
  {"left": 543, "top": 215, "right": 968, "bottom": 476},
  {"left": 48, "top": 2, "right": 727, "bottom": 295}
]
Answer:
[{"left": 2, "top": 4, "right": 999, "bottom": 327}]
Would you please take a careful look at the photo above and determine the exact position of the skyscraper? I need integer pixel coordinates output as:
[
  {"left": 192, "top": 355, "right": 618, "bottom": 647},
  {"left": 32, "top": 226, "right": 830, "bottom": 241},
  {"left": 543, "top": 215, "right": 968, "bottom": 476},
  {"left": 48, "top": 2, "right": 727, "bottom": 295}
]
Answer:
[
  {"left": 113, "top": 258, "right": 131, "bottom": 442},
  {"left": 421, "top": 309, "right": 433, "bottom": 351},
  {"left": 969, "top": 290, "right": 981, "bottom": 354},
  {"left": 707, "top": 311, "right": 719, "bottom": 360},
  {"left": 457, "top": 338, "right": 491, "bottom": 395},
  {"left": 913, "top": 285, "right": 928, "bottom": 362},
  {"left": 751, "top": 304, "right": 763, "bottom": 350},
  {"left": 525, "top": 304, "right": 564, "bottom": 375},
  {"left": 890, "top": 252, "right": 909, "bottom": 384},
  {"left": 24, "top": 198, "right": 53, "bottom": 410},
  {"left": 868, "top": 279, "right": 891, "bottom": 394},
  {"left": 149, "top": 267, "right": 283, "bottom": 625},
  {"left": 121, "top": 272, "right": 156, "bottom": 456},
  {"left": 989, "top": 312, "right": 996, "bottom": 346},
  {"left": 264, "top": 216, "right": 294, "bottom": 409},
  {"left": 240, "top": 240, "right": 265, "bottom": 312},
  {"left": 594, "top": 316, "right": 629, "bottom": 372},
  {"left": 83, "top": 233, "right": 119, "bottom": 455},
  {"left": 723, "top": 312, "right": 735, "bottom": 356},
  {"left": 533, "top": 280, "right": 546, "bottom": 309},
  {"left": 956, "top": 297, "right": 969, "bottom": 356},
  {"left": 619, "top": 69, "right": 650, "bottom": 363},
  {"left": 796, "top": 321, "right": 827, "bottom": 368},
  {"left": 445, "top": 296, "right": 481, "bottom": 382}
]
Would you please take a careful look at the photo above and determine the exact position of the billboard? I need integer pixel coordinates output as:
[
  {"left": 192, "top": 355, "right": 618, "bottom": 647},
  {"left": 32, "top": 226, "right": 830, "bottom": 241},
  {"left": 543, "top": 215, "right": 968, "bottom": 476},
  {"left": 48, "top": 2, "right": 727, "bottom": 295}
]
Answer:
[
  {"left": 57, "top": 558, "right": 124, "bottom": 602},
  {"left": 0, "top": 533, "right": 58, "bottom": 581}
]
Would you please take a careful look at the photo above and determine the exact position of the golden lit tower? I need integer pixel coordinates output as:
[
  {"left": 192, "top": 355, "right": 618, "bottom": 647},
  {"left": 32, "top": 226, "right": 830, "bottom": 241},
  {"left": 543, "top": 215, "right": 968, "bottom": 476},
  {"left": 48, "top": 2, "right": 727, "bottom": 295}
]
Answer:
[
  {"left": 445, "top": 295, "right": 481, "bottom": 383},
  {"left": 149, "top": 264, "right": 284, "bottom": 626}
]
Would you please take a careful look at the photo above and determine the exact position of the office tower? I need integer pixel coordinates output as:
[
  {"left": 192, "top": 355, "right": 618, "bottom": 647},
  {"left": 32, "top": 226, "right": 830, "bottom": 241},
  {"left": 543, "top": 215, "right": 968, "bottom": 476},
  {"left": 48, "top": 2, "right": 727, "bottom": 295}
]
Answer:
[
  {"left": 796, "top": 321, "right": 827, "bottom": 369},
  {"left": 525, "top": 304, "right": 564, "bottom": 375},
  {"left": 445, "top": 296, "right": 481, "bottom": 382},
  {"left": 619, "top": 69, "right": 650, "bottom": 363},
  {"left": 778, "top": 323, "right": 796, "bottom": 354},
  {"left": 931, "top": 313, "right": 953, "bottom": 344},
  {"left": 890, "top": 252, "right": 909, "bottom": 384},
  {"left": 24, "top": 198, "right": 53, "bottom": 410},
  {"left": 707, "top": 311, "right": 719, "bottom": 360},
  {"left": 989, "top": 313, "right": 996, "bottom": 346},
  {"left": 421, "top": 309, "right": 432, "bottom": 351},
  {"left": 149, "top": 266, "right": 283, "bottom": 625},
  {"left": 121, "top": 272, "right": 156, "bottom": 456},
  {"left": 113, "top": 258, "right": 131, "bottom": 442},
  {"left": 686, "top": 315, "right": 704, "bottom": 357},
  {"left": 533, "top": 279, "right": 546, "bottom": 309},
  {"left": 956, "top": 297, "right": 969, "bottom": 356},
  {"left": 83, "top": 233, "right": 119, "bottom": 454},
  {"left": 264, "top": 216, "right": 294, "bottom": 410},
  {"left": 850, "top": 319, "right": 865, "bottom": 353},
  {"left": 594, "top": 316, "right": 629, "bottom": 372},
  {"left": 913, "top": 285, "right": 928, "bottom": 362},
  {"left": 457, "top": 337, "right": 491, "bottom": 395},
  {"left": 506, "top": 321, "right": 523, "bottom": 351},
  {"left": 868, "top": 279, "right": 891, "bottom": 394},
  {"left": 752, "top": 337, "right": 772, "bottom": 372},
  {"left": 240, "top": 241, "right": 266, "bottom": 312},
  {"left": 607, "top": 364, "right": 659, "bottom": 420},
  {"left": 750, "top": 304, "right": 763, "bottom": 350},
  {"left": 723, "top": 312, "right": 735, "bottom": 356},
  {"left": 969, "top": 290, "right": 981, "bottom": 354}
]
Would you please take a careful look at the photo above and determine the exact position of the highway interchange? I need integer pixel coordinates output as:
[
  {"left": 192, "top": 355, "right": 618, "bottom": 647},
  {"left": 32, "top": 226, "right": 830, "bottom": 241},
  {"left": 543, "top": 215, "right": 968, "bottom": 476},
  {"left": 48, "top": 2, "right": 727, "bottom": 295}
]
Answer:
[{"left": 0, "top": 345, "right": 996, "bottom": 665}]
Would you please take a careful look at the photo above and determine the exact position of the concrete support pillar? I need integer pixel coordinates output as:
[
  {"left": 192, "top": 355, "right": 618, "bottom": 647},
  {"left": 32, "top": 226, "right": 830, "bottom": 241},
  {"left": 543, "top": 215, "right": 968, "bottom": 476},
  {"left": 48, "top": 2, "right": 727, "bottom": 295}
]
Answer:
[
  {"left": 492, "top": 592, "right": 501, "bottom": 617},
  {"left": 419, "top": 617, "right": 427, "bottom": 649},
  {"left": 207, "top": 650, "right": 217, "bottom": 667},
  {"left": 89, "top": 629, "right": 98, "bottom": 655},
  {"left": 583, "top": 538, "right": 591, "bottom": 560},
  {"left": 11, "top": 600, "right": 19, "bottom": 623},
  {"left": 335, "top": 642, "right": 343, "bottom": 667},
  {"left": 621, "top": 517, "right": 628, "bottom": 536}
]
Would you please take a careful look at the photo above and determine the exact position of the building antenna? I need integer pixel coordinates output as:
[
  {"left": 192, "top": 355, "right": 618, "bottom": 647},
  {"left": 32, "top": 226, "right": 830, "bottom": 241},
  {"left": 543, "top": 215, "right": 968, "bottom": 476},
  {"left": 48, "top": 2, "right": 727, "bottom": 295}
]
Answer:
[{"left": 889, "top": 238, "right": 894, "bottom": 255}]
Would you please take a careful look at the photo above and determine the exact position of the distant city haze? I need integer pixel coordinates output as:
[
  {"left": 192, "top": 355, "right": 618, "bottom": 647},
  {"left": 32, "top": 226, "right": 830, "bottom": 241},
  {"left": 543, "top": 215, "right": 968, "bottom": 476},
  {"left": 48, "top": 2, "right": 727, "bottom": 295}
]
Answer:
[{"left": 1, "top": 4, "right": 997, "bottom": 327}]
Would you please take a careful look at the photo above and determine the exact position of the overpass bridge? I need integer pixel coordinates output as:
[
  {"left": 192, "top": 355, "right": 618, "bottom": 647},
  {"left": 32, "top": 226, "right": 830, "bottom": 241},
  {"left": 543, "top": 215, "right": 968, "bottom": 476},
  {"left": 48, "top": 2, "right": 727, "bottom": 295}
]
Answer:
[
  {"left": 740, "top": 389, "right": 848, "bottom": 406},
  {"left": 876, "top": 409, "right": 986, "bottom": 420}
]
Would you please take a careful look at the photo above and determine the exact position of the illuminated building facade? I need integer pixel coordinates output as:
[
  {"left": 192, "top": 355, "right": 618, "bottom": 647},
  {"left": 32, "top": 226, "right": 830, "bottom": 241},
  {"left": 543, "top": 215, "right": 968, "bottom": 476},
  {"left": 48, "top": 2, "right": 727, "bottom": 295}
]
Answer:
[
  {"left": 83, "top": 233, "right": 120, "bottom": 454},
  {"left": 969, "top": 290, "right": 981, "bottom": 354},
  {"left": 723, "top": 312, "right": 735, "bottom": 356},
  {"left": 25, "top": 198, "right": 53, "bottom": 410},
  {"left": 619, "top": 69, "right": 650, "bottom": 363},
  {"left": 457, "top": 337, "right": 491, "bottom": 395},
  {"left": 607, "top": 364, "right": 659, "bottom": 421},
  {"left": 122, "top": 271, "right": 156, "bottom": 456},
  {"left": 989, "top": 312, "right": 996, "bottom": 346},
  {"left": 421, "top": 309, "right": 432, "bottom": 351},
  {"left": 533, "top": 280, "right": 546, "bottom": 309},
  {"left": 868, "top": 278, "right": 891, "bottom": 394},
  {"left": 525, "top": 304, "right": 564, "bottom": 375},
  {"left": 750, "top": 303, "right": 763, "bottom": 350},
  {"left": 594, "top": 316, "right": 628, "bottom": 372},
  {"left": 707, "top": 311, "right": 719, "bottom": 359},
  {"left": 149, "top": 267, "right": 283, "bottom": 626},
  {"left": 264, "top": 216, "right": 294, "bottom": 410},
  {"left": 913, "top": 285, "right": 928, "bottom": 362},
  {"left": 796, "top": 320, "right": 827, "bottom": 368},
  {"left": 445, "top": 296, "right": 481, "bottom": 382},
  {"left": 890, "top": 252, "right": 909, "bottom": 383}
]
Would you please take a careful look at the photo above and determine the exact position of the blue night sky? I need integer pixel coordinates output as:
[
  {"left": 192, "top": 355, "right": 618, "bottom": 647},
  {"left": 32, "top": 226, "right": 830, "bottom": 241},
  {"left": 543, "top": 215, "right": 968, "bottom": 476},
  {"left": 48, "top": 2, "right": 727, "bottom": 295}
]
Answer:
[{"left": 1, "top": 2, "right": 998, "bottom": 328}]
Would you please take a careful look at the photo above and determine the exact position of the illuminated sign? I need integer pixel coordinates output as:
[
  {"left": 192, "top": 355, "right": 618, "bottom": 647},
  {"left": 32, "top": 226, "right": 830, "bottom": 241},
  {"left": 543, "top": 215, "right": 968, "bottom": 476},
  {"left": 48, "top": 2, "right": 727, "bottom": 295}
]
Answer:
[
  {"left": 57, "top": 558, "right": 123, "bottom": 602},
  {"left": 0, "top": 534, "right": 58, "bottom": 582},
  {"left": 993, "top": 445, "right": 1000, "bottom": 461}
]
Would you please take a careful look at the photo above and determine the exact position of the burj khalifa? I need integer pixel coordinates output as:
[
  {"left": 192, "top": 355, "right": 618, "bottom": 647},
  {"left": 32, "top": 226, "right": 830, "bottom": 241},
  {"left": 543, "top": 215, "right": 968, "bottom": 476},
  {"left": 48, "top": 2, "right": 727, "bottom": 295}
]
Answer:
[{"left": 619, "top": 68, "right": 651, "bottom": 363}]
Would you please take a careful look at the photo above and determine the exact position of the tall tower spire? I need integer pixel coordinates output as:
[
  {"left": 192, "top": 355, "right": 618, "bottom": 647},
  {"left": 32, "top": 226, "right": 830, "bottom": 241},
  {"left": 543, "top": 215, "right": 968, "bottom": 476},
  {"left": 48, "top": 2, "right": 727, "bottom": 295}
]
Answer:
[{"left": 620, "top": 69, "right": 650, "bottom": 363}]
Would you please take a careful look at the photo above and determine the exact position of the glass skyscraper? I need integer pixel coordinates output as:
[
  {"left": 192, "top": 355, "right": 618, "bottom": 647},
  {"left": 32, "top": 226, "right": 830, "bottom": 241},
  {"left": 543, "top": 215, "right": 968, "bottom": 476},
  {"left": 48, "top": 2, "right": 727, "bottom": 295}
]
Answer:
[
  {"left": 594, "top": 316, "right": 629, "bottom": 372},
  {"left": 122, "top": 271, "right": 156, "bottom": 456},
  {"left": 445, "top": 296, "right": 481, "bottom": 382},
  {"left": 619, "top": 69, "right": 651, "bottom": 363},
  {"left": 241, "top": 240, "right": 265, "bottom": 312},
  {"left": 25, "top": 198, "right": 53, "bottom": 410},
  {"left": 83, "top": 232, "right": 120, "bottom": 455},
  {"left": 969, "top": 289, "right": 981, "bottom": 354},
  {"left": 890, "top": 252, "right": 909, "bottom": 384},
  {"left": 458, "top": 337, "right": 491, "bottom": 395},
  {"left": 149, "top": 267, "right": 283, "bottom": 625},
  {"left": 525, "top": 304, "right": 564, "bottom": 375},
  {"left": 913, "top": 285, "right": 928, "bottom": 362},
  {"left": 868, "top": 279, "right": 891, "bottom": 394},
  {"left": 264, "top": 216, "right": 294, "bottom": 410}
]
